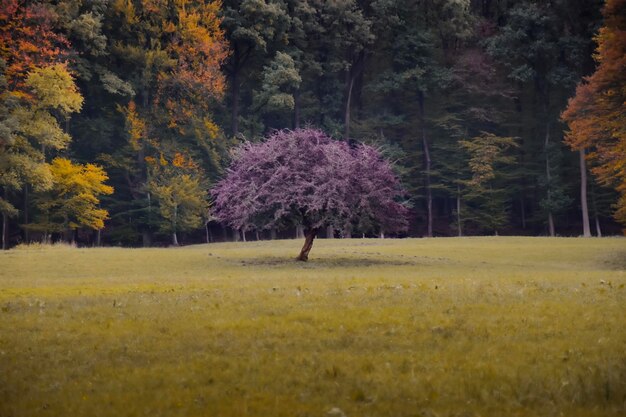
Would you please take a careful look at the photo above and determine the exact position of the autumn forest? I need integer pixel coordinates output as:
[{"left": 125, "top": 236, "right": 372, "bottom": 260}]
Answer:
[{"left": 1, "top": 0, "right": 625, "bottom": 248}]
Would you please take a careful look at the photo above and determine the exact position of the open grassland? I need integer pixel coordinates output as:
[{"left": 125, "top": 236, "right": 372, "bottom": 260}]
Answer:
[{"left": 1, "top": 237, "right": 625, "bottom": 417}]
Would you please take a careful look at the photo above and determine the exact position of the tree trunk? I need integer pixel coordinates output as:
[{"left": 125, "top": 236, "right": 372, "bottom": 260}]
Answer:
[
  {"left": 231, "top": 71, "right": 240, "bottom": 136},
  {"left": 270, "top": 227, "right": 277, "bottom": 240},
  {"left": 418, "top": 91, "right": 433, "bottom": 237},
  {"left": 544, "top": 122, "right": 555, "bottom": 237},
  {"left": 96, "top": 229, "right": 101, "bottom": 247},
  {"left": 241, "top": 229, "right": 246, "bottom": 242},
  {"left": 547, "top": 213, "right": 555, "bottom": 237},
  {"left": 591, "top": 184, "right": 602, "bottom": 237},
  {"left": 344, "top": 77, "right": 354, "bottom": 140},
  {"left": 297, "top": 227, "right": 319, "bottom": 262},
  {"left": 2, "top": 212, "right": 7, "bottom": 250},
  {"left": 456, "top": 185, "right": 462, "bottom": 237},
  {"left": 579, "top": 149, "right": 591, "bottom": 237},
  {"left": 205, "top": 222, "right": 210, "bottom": 243},
  {"left": 294, "top": 90, "right": 301, "bottom": 129},
  {"left": 255, "top": 229, "right": 260, "bottom": 241},
  {"left": 23, "top": 185, "right": 29, "bottom": 243},
  {"left": 296, "top": 225, "right": 304, "bottom": 239},
  {"left": 326, "top": 225, "right": 334, "bottom": 239},
  {"left": 172, "top": 206, "right": 178, "bottom": 245},
  {"left": 142, "top": 231, "right": 152, "bottom": 247}
]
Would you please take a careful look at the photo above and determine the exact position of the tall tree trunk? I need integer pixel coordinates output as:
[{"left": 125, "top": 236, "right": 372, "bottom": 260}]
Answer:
[
  {"left": 456, "top": 184, "right": 462, "bottom": 237},
  {"left": 344, "top": 77, "right": 354, "bottom": 140},
  {"left": 255, "top": 229, "right": 260, "bottom": 241},
  {"left": 579, "top": 149, "right": 591, "bottom": 237},
  {"left": 241, "top": 229, "right": 246, "bottom": 242},
  {"left": 205, "top": 221, "right": 210, "bottom": 243},
  {"left": 591, "top": 183, "right": 602, "bottom": 237},
  {"left": 595, "top": 215, "right": 602, "bottom": 237},
  {"left": 142, "top": 231, "right": 152, "bottom": 247},
  {"left": 2, "top": 212, "right": 7, "bottom": 250},
  {"left": 294, "top": 90, "right": 301, "bottom": 129},
  {"left": 96, "top": 229, "right": 101, "bottom": 247},
  {"left": 231, "top": 70, "right": 240, "bottom": 136},
  {"left": 172, "top": 206, "right": 178, "bottom": 245},
  {"left": 544, "top": 122, "right": 555, "bottom": 237},
  {"left": 296, "top": 225, "right": 304, "bottom": 239},
  {"left": 297, "top": 227, "right": 319, "bottom": 262},
  {"left": 418, "top": 91, "right": 433, "bottom": 237},
  {"left": 23, "top": 185, "right": 29, "bottom": 243},
  {"left": 326, "top": 225, "right": 334, "bottom": 239}
]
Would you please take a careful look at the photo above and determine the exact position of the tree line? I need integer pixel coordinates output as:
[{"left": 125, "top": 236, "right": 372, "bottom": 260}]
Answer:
[{"left": 1, "top": 0, "right": 624, "bottom": 248}]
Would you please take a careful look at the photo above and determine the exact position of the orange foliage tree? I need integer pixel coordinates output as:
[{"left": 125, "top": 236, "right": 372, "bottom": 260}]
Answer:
[
  {"left": 0, "top": 0, "right": 70, "bottom": 88},
  {"left": 562, "top": 0, "right": 626, "bottom": 226}
]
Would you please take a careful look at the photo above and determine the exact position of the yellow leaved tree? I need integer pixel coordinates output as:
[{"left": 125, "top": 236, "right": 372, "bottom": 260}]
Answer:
[{"left": 28, "top": 158, "right": 113, "bottom": 243}]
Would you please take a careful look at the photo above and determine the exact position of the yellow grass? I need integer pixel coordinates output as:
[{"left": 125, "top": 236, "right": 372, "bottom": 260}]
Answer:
[{"left": 1, "top": 237, "right": 625, "bottom": 417}]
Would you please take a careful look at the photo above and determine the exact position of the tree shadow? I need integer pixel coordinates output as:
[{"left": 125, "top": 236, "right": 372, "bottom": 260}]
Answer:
[{"left": 234, "top": 255, "right": 451, "bottom": 269}]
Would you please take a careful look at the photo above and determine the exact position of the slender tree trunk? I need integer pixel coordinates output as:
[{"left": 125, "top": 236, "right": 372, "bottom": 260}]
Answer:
[
  {"left": 231, "top": 69, "right": 240, "bottom": 136},
  {"left": 456, "top": 185, "right": 462, "bottom": 237},
  {"left": 255, "top": 229, "right": 260, "bottom": 241},
  {"left": 344, "top": 77, "right": 354, "bottom": 140},
  {"left": 579, "top": 149, "right": 591, "bottom": 237},
  {"left": 2, "top": 212, "right": 7, "bottom": 250},
  {"left": 297, "top": 227, "right": 319, "bottom": 262},
  {"left": 326, "top": 225, "right": 334, "bottom": 239},
  {"left": 418, "top": 91, "right": 433, "bottom": 237},
  {"left": 142, "top": 231, "right": 152, "bottom": 247},
  {"left": 296, "top": 225, "right": 304, "bottom": 239},
  {"left": 205, "top": 222, "right": 210, "bottom": 243},
  {"left": 96, "top": 229, "right": 101, "bottom": 247},
  {"left": 294, "top": 90, "right": 301, "bottom": 129},
  {"left": 591, "top": 184, "right": 602, "bottom": 237},
  {"left": 520, "top": 197, "right": 526, "bottom": 229},
  {"left": 423, "top": 136, "right": 433, "bottom": 237},
  {"left": 23, "top": 185, "right": 29, "bottom": 243},
  {"left": 547, "top": 211, "right": 555, "bottom": 237},
  {"left": 241, "top": 229, "right": 246, "bottom": 242},
  {"left": 172, "top": 206, "right": 178, "bottom": 246},
  {"left": 544, "top": 122, "right": 555, "bottom": 237}
]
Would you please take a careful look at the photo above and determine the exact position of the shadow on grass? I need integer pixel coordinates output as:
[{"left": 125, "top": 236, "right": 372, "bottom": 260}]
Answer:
[
  {"left": 599, "top": 250, "right": 626, "bottom": 271},
  {"left": 234, "top": 255, "right": 451, "bottom": 268}
]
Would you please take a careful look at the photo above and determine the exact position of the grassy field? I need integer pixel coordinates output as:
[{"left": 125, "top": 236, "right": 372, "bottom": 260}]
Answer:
[{"left": 1, "top": 237, "right": 625, "bottom": 417}]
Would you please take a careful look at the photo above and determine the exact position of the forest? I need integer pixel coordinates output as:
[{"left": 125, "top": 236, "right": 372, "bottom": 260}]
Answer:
[{"left": 1, "top": 0, "right": 625, "bottom": 248}]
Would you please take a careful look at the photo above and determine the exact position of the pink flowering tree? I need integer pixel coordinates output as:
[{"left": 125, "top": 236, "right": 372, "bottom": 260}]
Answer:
[{"left": 211, "top": 128, "right": 408, "bottom": 261}]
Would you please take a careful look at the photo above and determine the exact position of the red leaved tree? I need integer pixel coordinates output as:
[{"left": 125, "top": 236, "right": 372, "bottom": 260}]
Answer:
[
  {"left": 562, "top": 0, "right": 626, "bottom": 227},
  {"left": 211, "top": 128, "right": 409, "bottom": 261}
]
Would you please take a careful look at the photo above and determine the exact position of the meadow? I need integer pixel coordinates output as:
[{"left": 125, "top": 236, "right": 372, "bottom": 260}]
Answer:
[{"left": 1, "top": 237, "right": 625, "bottom": 417}]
